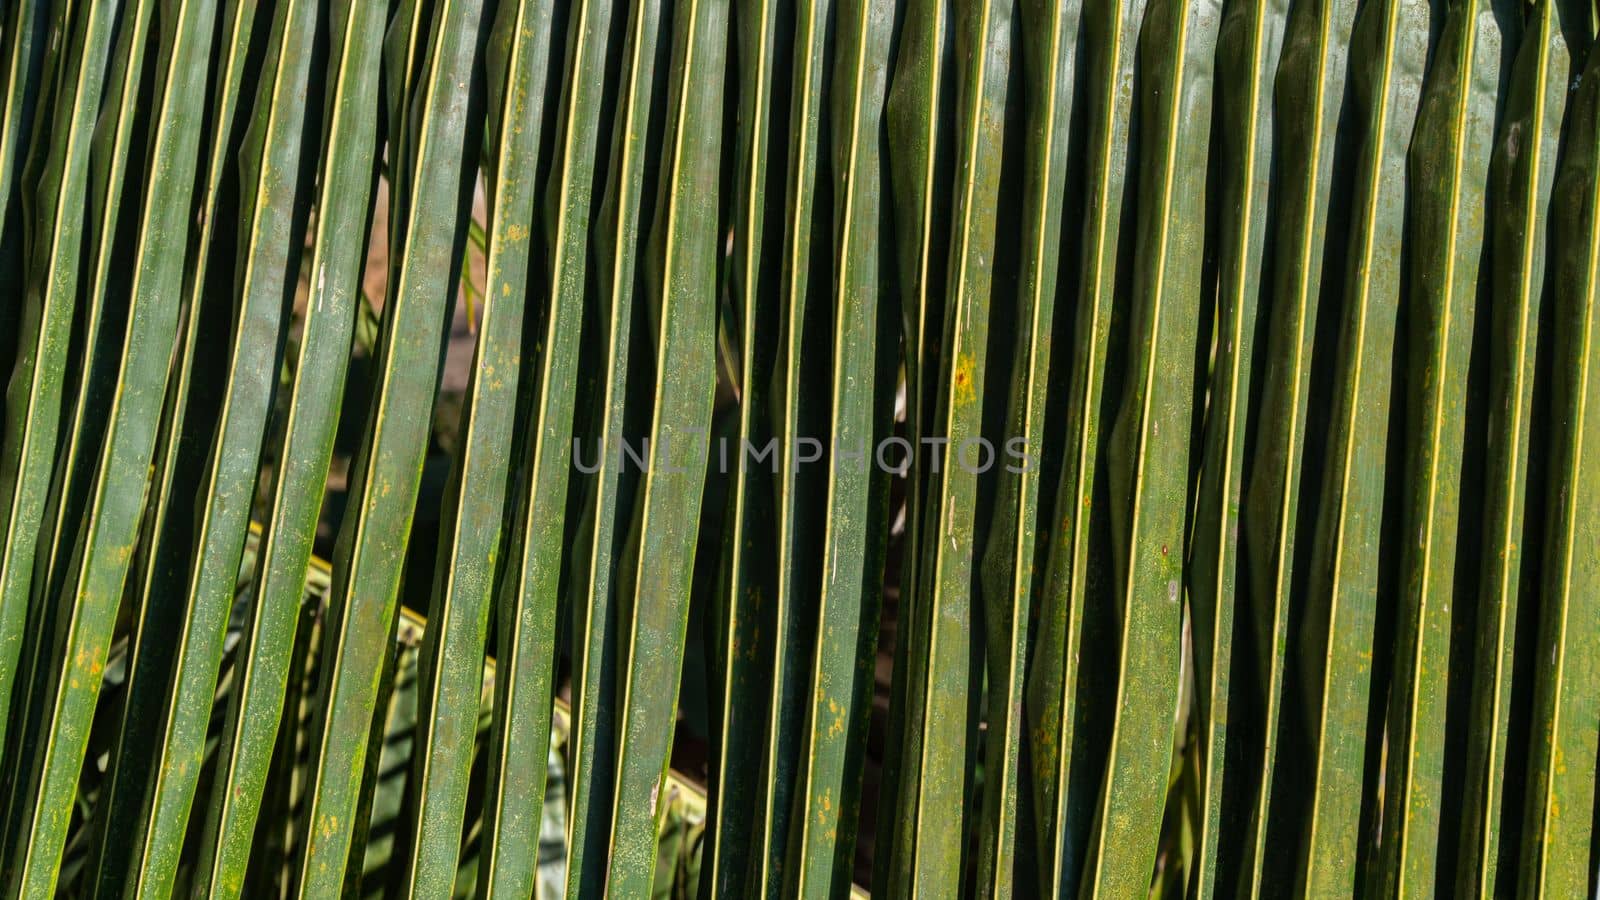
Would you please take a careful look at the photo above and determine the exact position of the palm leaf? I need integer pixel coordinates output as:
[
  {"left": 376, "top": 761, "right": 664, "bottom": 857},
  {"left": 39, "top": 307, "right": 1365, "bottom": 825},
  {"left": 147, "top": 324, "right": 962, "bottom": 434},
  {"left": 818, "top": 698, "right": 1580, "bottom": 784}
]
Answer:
[
  {"left": 5, "top": 0, "right": 1600, "bottom": 896},
  {"left": 787, "top": 0, "right": 892, "bottom": 891}
]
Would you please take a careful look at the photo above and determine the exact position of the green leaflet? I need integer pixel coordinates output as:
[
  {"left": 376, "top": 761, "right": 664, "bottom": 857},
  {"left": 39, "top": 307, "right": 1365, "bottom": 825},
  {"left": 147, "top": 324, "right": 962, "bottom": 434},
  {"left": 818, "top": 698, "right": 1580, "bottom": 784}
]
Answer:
[
  {"left": 192, "top": 0, "right": 388, "bottom": 894},
  {"left": 458, "top": 0, "right": 585, "bottom": 893},
  {"left": 1092, "top": 0, "right": 1220, "bottom": 893},
  {"left": 787, "top": 0, "right": 891, "bottom": 892},
  {"left": 972, "top": 0, "right": 1077, "bottom": 893},
  {"left": 1020, "top": 0, "right": 1141, "bottom": 887},
  {"left": 1519, "top": 43, "right": 1600, "bottom": 900},
  {"left": 703, "top": 0, "right": 784, "bottom": 892},
  {"left": 2, "top": 0, "right": 221, "bottom": 891},
  {"left": 561, "top": 0, "right": 658, "bottom": 892},
  {"left": 875, "top": 0, "right": 954, "bottom": 889},
  {"left": 292, "top": 0, "right": 489, "bottom": 889},
  {"left": 1186, "top": 0, "right": 1286, "bottom": 893},
  {"left": 1459, "top": 1, "right": 1585, "bottom": 895},
  {"left": 750, "top": 0, "right": 829, "bottom": 890},
  {"left": 0, "top": 0, "right": 119, "bottom": 757},
  {"left": 1297, "top": 0, "right": 1430, "bottom": 891},
  {"left": 602, "top": 0, "right": 725, "bottom": 889},
  {"left": 1235, "top": 0, "right": 1356, "bottom": 889},
  {"left": 1377, "top": 0, "right": 1513, "bottom": 890},
  {"left": 901, "top": 0, "right": 1012, "bottom": 894}
]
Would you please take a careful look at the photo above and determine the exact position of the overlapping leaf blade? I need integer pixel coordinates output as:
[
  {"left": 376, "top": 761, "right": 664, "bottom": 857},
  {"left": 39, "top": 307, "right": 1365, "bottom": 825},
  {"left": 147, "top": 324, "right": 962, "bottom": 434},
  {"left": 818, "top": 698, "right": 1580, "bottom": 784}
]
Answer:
[
  {"left": 1022, "top": 0, "right": 1143, "bottom": 885},
  {"left": 1296, "top": 0, "right": 1431, "bottom": 890},
  {"left": 788, "top": 0, "right": 892, "bottom": 891},
  {"left": 1458, "top": 2, "right": 1586, "bottom": 894},
  {"left": 1235, "top": 0, "right": 1357, "bottom": 889},
  {"left": 973, "top": 0, "right": 1078, "bottom": 892},
  {"left": 1377, "top": 0, "right": 1512, "bottom": 889},
  {"left": 561, "top": 0, "right": 661, "bottom": 891},
  {"left": 1519, "top": 40, "right": 1600, "bottom": 900},
  {"left": 1185, "top": 0, "right": 1287, "bottom": 893},
  {"left": 192, "top": 0, "right": 389, "bottom": 893},
  {"left": 600, "top": 0, "right": 725, "bottom": 890},
  {"left": 292, "top": 0, "right": 489, "bottom": 888},
  {"left": 1091, "top": 0, "right": 1221, "bottom": 891},
  {"left": 702, "top": 0, "right": 785, "bottom": 891}
]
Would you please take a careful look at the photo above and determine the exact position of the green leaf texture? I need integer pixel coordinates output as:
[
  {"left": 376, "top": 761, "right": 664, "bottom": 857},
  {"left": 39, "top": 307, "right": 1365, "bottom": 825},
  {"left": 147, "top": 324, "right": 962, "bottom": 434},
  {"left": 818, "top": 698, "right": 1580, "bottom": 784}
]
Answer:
[{"left": 1, "top": 0, "right": 1598, "bottom": 896}]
